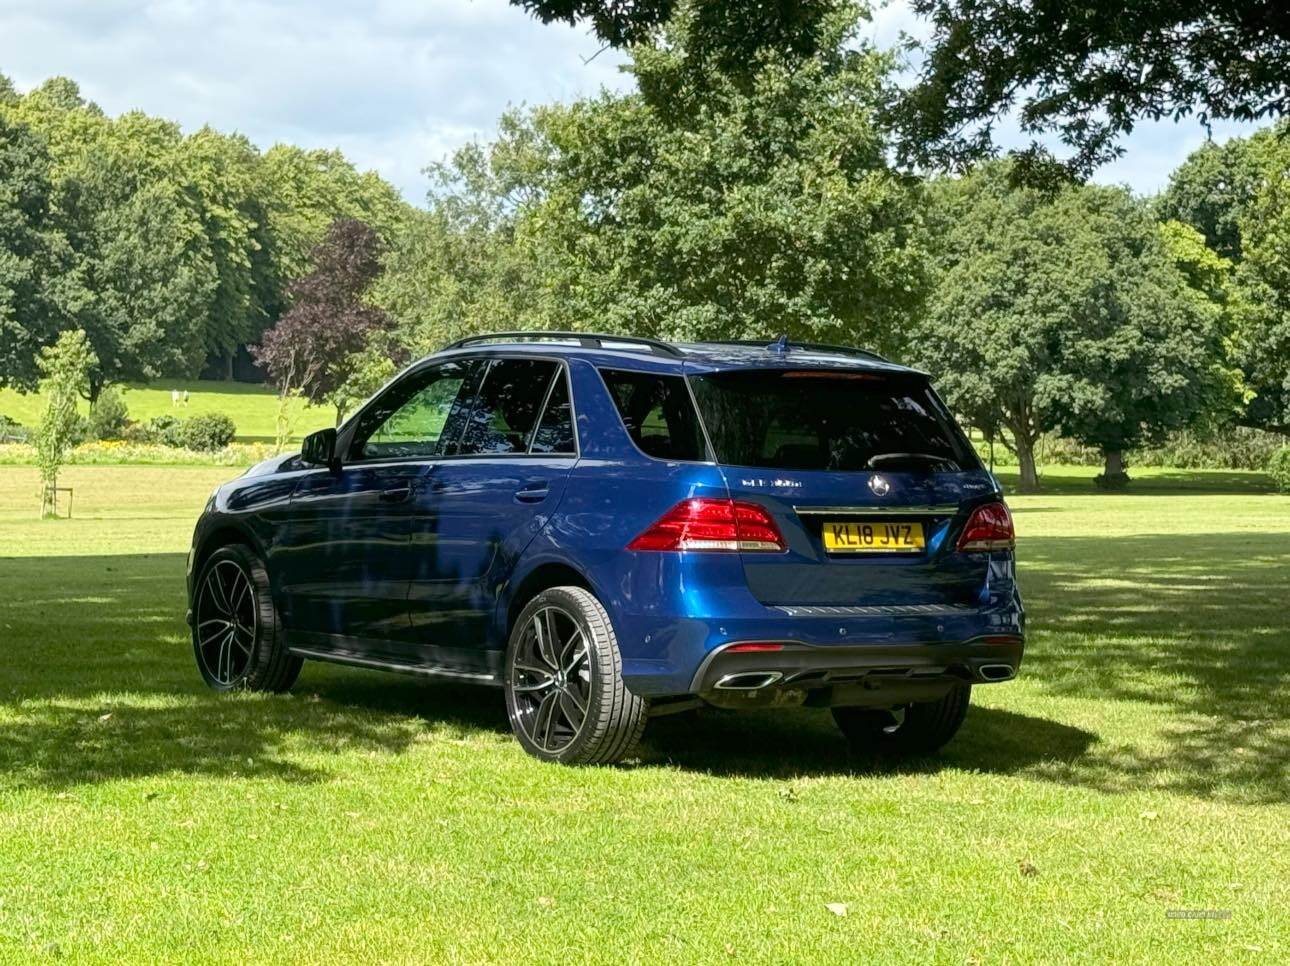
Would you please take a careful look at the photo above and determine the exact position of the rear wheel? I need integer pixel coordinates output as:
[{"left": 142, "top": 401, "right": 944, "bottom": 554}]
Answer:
[
  {"left": 504, "top": 586, "right": 647, "bottom": 765},
  {"left": 192, "top": 544, "right": 301, "bottom": 693},
  {"left": 832, "top": 683, "right": 971, "bottom": 757}
]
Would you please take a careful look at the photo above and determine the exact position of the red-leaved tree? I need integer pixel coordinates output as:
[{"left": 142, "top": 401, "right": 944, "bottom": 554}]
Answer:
[{"left": 253, "top": 219, "right": 393, "bottom": 428}]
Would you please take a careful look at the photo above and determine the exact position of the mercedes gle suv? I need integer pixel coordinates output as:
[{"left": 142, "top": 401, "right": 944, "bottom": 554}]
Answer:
[{"left": 187, "top": 333, "right": 1024, "bottom": 763}]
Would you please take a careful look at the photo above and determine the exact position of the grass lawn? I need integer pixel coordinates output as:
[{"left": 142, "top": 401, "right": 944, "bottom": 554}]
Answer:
[
  {"left": 0, "top": 380, "right": 335, "bottom": 443},
  {"left": 0, "top": 464, "right": 1286, "bottom": 962}
]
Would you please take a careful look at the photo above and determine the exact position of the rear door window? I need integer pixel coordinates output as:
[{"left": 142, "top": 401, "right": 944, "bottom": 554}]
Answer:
[
  {"left": 453, "top": 358, "right": 560, "bottom": 456},
  {"left": 599, "top": 369, "right": 707, "bottom": 462},
  {"left": 688, "top": 369, "right": 975, "bottom": 472}
]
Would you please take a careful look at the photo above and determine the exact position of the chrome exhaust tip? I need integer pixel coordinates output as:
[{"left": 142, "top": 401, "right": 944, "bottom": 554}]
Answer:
[
  {"left": 713, "top": 671, "right": 784, "bottom": 691},
  {"left": 978, "top": 663, "right": 1015, "bottom": 682}
]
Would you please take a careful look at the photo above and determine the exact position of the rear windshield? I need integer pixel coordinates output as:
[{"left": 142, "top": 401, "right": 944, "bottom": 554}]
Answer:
[{"left": 688, "top": 369, "right": 975, "bottom": 473}]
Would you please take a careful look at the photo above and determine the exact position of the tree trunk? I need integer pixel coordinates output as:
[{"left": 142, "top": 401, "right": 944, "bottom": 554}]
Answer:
[
  {"left": 1100, "top": 448, "right": 1129, "bottom": 489},
  {"left": 1014, "top": 434, "right": 1040, "bottom": 492},
  {"left": 335, "top": 405, "right": 344, "bottom": 428},
  {"left": 225, "top": 351, "right": 235, "bottom": 382}
]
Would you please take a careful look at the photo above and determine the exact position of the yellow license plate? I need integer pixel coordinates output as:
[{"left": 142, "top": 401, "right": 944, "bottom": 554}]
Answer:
[{"left": 822, "top": 521, "right": 925, "bottom": 553}]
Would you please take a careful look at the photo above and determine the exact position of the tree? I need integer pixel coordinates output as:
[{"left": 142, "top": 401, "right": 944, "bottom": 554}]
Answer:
[
  {"left": 1232, "top": 153, "right": 1290, "bottom": 434},
  {"left": 1158, "top": 123, "right": 1290, "bottom": 434},
  {"left": 892, "top": 1, "right": 1290, "bottom": 179},
  {"left": 253, "top": 219, "right": 394, "bottom": 425},
  {"left": 33, "top": 329, "right": 96, "bottom": 517},
  {"left": 386, "top": 2, "right": 926, "bottom": 356},
  {"left": 916, "top": 164, "right": 1230, "bottom": 490},
  {"left": 0, "top": 110, "right": 65, "bottom": 390},
  {"left": 510, "top": 0, "right": 843, "bottom": 69}
]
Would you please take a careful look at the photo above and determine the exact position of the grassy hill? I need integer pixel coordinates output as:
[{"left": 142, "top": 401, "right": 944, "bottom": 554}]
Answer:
[{"left": 0, "top": 380, "right": 335, "bottom": 443}]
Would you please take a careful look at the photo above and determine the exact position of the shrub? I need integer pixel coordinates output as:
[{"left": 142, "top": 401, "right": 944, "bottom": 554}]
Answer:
[
  {"left": 172, "top": 412, "right": 237, "bottom": 451},
  {"left": 134, "top": 414, "right": 182, "bottom": 446},
  {"left": 1133, "top": 427, "right": 1284, "bottom": 471},
  {"left": 88, "top": 386, "right": 130, "bottom": 440},
  {"left": 1269, "top": 447, "right": 1290, "bottom": 494}
]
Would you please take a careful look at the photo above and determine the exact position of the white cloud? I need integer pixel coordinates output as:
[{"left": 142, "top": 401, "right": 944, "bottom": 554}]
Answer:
[{"left": 0, "top": 0, "right": 631, "bottom": 203}]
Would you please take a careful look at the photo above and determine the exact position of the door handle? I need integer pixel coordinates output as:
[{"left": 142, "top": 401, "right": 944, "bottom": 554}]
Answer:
[
  {"left": 514, "top": 482, "right": 550, "bottom": 504},
  {"left": 379, "top": 485, "right": 412, "bottom": 504}
]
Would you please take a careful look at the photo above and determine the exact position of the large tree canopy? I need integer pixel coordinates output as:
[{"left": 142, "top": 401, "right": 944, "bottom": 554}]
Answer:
[
  {"left": 386, "top": 2, "right": 926, "bottom": 356},
  {"left": 916, "top": 164, "right": 1232, "bottom": 489},
  {"left": 892, "top": 1, "right": 1290, "bottom": 178},
  {"left": 511, "top": 0, "right": 842, "bottom": 71}
]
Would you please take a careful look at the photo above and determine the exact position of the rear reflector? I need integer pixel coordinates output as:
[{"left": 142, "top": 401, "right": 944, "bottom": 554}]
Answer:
[
  {"left": 957, "top": 502, "right": 1016, "bottom": 552},
  {"left": 725, "top": 642, "right": 786, "bottom": 653},
  {"left": 627, "top": 498, "right": 787, "bottom": 553}
]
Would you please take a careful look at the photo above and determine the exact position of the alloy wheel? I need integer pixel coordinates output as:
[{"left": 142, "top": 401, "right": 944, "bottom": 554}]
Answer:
[
  {"left": 196, "top": 559, "right": 257, "bottom": 686},
  {"left": 509, "top": 605, "right": 591, "bottom": 753}
]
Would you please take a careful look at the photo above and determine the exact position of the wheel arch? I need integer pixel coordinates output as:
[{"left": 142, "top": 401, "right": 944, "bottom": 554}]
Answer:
[
  {"left": 192, "top": 523, "right": 265, "bottom": 587},
  {"left": 501, "top": 558, "right": 596, "bottom": 642}
]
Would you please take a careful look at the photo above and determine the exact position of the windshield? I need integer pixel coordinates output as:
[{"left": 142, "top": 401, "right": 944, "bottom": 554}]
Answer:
[{"left": 688, "top": 369, "right": 976, "bottom": 473}]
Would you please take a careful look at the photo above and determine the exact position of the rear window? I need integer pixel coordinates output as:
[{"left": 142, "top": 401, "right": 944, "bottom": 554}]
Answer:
[
  {"left": 599, "top": 369, "right": 707, "bottom": 462},
  {"left": 688, "top": 369, "right": 975, "bottom": 472}
]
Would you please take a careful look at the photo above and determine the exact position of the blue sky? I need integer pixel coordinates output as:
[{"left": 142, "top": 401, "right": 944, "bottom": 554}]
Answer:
[{"left": 0, "top": 0, "right": 1262, "bottom": 203}]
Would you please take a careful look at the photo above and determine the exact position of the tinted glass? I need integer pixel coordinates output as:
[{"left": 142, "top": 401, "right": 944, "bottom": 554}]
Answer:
[
  {"left": 454, "top": 359, "right": 559, "bottom": 456},
  {"left": 350, "top": 360, "right": 479, "bottom": 461},
  {"left": 600, "top": 369, "right": 706, "bottom": 462},
  {"left": 530, "top": 369, "right": 576, "bottom": 455},
  {"left": 689, "top": 370, "right": 974, "bottom": 472}
]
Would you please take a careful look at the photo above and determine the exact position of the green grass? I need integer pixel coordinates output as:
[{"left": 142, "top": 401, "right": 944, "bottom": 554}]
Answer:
[
  {"left": 1, "top": 465, "right": 1286, "bottom": 962},
  {"left": 0, "top": 379, "right": 334, "bottom": 443}
]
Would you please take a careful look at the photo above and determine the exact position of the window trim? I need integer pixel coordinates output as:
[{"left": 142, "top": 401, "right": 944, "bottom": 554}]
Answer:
[{"left": 525, "top": 363, "right": 578, "bottom": 457}]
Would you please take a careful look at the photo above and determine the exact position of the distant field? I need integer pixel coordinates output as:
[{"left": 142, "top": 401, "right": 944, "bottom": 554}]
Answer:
[{"left": 0, "top": 380, "right": 335, "bottom": 443}]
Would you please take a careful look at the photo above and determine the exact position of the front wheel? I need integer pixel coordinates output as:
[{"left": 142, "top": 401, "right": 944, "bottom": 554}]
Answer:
[
  {"left": 832, "top": 683, "right": 971, "bottom": 757},
  {"left": 192, "top": 544, "right": 301, "bottom": 693},
  {"left": 504, "top": 586, "right": 647, "bottom": 765}
]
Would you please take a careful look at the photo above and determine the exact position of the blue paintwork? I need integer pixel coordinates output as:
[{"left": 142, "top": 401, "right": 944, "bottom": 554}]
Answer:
[{"left": 188, "top": 340, "right": 1024, "bottom": 695}]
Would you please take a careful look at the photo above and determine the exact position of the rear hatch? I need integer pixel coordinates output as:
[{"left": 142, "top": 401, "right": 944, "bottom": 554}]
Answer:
[{"left": 687, "top": 367, "right": 998, "bottom": 608}]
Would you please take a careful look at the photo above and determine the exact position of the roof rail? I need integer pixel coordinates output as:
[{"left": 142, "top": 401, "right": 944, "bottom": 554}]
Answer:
[
  {"left": 699, "top": 339, "right": 890, "bottom": 363},
  {"left": 443, "top": 331, "right": 684, "bottom": 358}
]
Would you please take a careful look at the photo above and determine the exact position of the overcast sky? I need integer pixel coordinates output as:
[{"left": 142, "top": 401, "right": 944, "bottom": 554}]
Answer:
[{"left": 0, "top": 0, "right": 1263, "bottom": 204}]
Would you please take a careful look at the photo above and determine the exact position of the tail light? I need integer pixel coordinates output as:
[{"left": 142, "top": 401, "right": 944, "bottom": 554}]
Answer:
[
  {"left": 957, "top": 502, "right": 1015, "bottom": 552},
  {"left": 628, "top": 498, "right": 786, "bottom": 553}
]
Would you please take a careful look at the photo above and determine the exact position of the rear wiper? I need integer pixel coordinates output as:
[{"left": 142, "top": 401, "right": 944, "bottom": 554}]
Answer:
[{"left": 865, "top": 452, "right": 960, "bottom": 471}]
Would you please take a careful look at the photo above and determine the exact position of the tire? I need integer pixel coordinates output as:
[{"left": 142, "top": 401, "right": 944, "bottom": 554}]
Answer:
[
  {"left": 832, "top": 683, "right": 971, "bottom": 757},
  {"left": 192, "top": 543, "right": 302, "bottom": 693},
  {"left": 504, "top": 586, "right": 648, "bottom": 765}
]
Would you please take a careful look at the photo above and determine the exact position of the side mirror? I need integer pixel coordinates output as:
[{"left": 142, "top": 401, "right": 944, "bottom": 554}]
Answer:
[{"left": 301, "top": 428, "right": 339, "bottom": 470}]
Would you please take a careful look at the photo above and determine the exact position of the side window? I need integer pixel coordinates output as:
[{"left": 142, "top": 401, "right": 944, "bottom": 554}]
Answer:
[
  {"left": 349, "top": 360, "right": 479, "bottom": 461},
  {"left": 530, "top": 369, "right": 576, "bottom": 455},
  {"left": 454, "top": 359, "right": 559, "bottom": 456},
  {"left": 599, "top": 369, "right": 706, "bottom": 461}
]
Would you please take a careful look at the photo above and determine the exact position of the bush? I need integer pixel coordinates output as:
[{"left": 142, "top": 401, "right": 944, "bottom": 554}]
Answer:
[
  {"left": 172, "top": 412, "right": 237, "bottom": 451},
  {"left": 132, "top": 414, "right": 182, "bottom": 446},
  {"left": 1269, "top": 447, "right": 1290, "bottom": 494},
  {"left": 1133, "top": 427, "right": 1284, "bottom": 471},
  {"left": 88, "top": 387, "right": 130, "bottom": 440}
]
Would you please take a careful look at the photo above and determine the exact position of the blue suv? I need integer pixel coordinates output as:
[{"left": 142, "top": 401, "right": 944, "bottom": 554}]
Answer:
[{"left": 187, "top": 333, "right": 1024, "bottom": 764}]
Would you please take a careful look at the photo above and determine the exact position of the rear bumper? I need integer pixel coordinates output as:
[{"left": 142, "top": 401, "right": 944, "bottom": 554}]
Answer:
[{"left": 688, "top": 635, "right": 1023, "bottom": 709}]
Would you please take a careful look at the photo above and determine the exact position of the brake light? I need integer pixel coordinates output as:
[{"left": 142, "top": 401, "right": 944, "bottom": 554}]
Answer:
[
  {"left": 627, "top": 498, "right": 786, "bottom": 552},
  {"left": 957, "top": 502, "right": 1015, "bottom": 552}
]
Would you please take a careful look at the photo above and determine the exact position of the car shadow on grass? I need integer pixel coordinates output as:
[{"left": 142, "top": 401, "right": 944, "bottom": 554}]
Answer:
[
  {"left": 639, "top": 704, "right": 1096, "bottom": 781},
  {"left": 1, "top": 538, "right": 1286, "bottom": 803}
]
